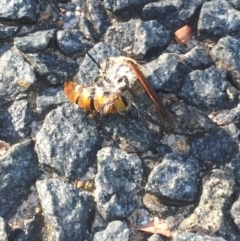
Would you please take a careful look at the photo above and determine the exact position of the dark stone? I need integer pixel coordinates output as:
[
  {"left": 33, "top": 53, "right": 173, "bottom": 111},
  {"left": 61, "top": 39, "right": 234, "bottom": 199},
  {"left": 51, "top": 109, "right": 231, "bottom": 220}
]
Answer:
[
  {"left": 144, "top": 53, "right": 186, "bottom": 92},
  {"left": 36, "top": 86, "right": 67, "bottom": 115},
  {"left": 104, "top": 19, "right": 171, "bottom": 59},
  {"left": 35, "top": 103, "right": 101, "bottom": 180},
  {"left": 175, "top": 232, "right": 227, "bottom": 241},
  {"left": 36, "top": 178, "right": 95, "bottom": 241},
  {"left": 0, "top": 50, "right": 37, "bottom": 105},
  {"left": 0, "top": 24, "right": 19, "bottom": 40},
  {"left": 142, "top": 0, "right": 203, "bottom": 31},
  {"left": 95, "top": 147, "right": 143, "bottom": 221},
  {"left": 180, "top": 45, "right": 213, "bottom": 69},
  {"left": 100, "top": 115, "right": 153, "bottom": 153},
  {"left": 25, "top": 51, "right": 79, "bottom": 85},
  {"left": 56, "top": 29, "right": 93, "bottom": 57},
  {"left": 190, "top": 128, "right": 238, "bottom": 164},
  {"left": 0, "top": 0, "right": 37, "bottom": 23},
  {"left": 210, "top": 36, "right": 240, "bottom": 89},
  {"left": 78, "top": 12, "right": 99, "bottom": 42},
  {"left": 93, "top": 221, "right": 129, "bottom": 241},
  {"left": 179, "top": 67, "right": 227, "bottom": 111},
  {"left": 86, "top": 0, "right": 111, "bottom": 35},
  {"left": 0, "top": 100, "right": 32, "bottom": 143},
  {"left": 0, "top": 140, "right": 41, "bottom": 220},
  {"left": 14, "top": 30, "right": 56, "bottom": 53},
  {"left": 198, "top": 0, "right": 240, "bottom": 37},
  {"left": 170, "top": 102, "right": 216, "bottom": 135},
  {"left": 145, "top": 153, "right": 200, "bottom": 202}
]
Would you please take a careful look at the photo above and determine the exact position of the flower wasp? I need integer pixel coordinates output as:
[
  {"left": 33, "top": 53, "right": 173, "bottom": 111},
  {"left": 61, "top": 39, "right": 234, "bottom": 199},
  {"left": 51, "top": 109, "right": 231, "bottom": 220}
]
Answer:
[{"left": 64, "top": 54, "right": 174, "bottom": 130}]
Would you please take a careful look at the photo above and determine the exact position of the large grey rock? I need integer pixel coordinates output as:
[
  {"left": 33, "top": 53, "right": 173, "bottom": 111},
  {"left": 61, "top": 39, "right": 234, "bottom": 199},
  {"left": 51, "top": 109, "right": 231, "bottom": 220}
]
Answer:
[
  {"left": 57, "top": 29, "right": 93, "bottom": 57},
  {"left": 14, "top": 30, "right": 56, "bottom": 53},
  {"left": 95, "top": 147, "right": 143, "bottom": 221},
  {"left": 179, "top": 67, "right": 227, "bottom": 110},
  {"left": 104, "top": 19, "right": 170, "bottom": 59},
  {"left": 0, "top": 49, "right": 37, "bottom": 105},
  {"left": 86, "top": 0, "right": 111, "bottom": 35},
  {"left": 35, "top": 103, "right": 101, "bottom": 180},
  {"left": 0, "top": 100, "right": 32, "bottom": 143},
  {"left": 0, "top": 23, "right": 19, "bottom": 40},
  {"left": 231, "top": 195, "right": 240, "bottom": 231},
  {"left": 210, "top": 36, "right": 240, "bottom": 88},
  {"left": 0, "top": 140, "right": 41, "bottom": 219},
  {"left": 198, "top": 0, "right": 240, "bottom": 37},
  {"left": 190, "top": 128, "right": 238, "bottom": 165},
  {"left": 25, "top": 51, "right": 79, "bottom": 85},
  {"left": 36, "top": 86, "right": 67, "bottom": 115},
  {"left": 142, "top": 0, "right": 203, "bottom": 31},
  {"left": 144, "top": 53, "right": 187, "bottom": 92},
  {"left": 0, "top": 0, "right": 37, "bottom": 22},
  {"left": 93, "top": 221, "right": 129, "bottom": 241},
  {"left": 179, "top": 170, "right": 235, "bottom": 238},
  {"left": 36, "top": 178, "right": 95, "bottom": 241},
  {"left": 145, "top": 153, "right": 199, "bottom": 202},
  {"left": 175, "top": 232, "right": 227, "bottom": 241},
  {"left": 170, "top": 102, "right": 216, "bottom": 135}
]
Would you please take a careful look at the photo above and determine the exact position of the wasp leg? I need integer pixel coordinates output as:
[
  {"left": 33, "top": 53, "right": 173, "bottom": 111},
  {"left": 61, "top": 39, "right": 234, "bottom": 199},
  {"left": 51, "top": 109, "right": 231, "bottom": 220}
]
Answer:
[{"left": 125, "top": 60, "right": 175, "bottom": 129}]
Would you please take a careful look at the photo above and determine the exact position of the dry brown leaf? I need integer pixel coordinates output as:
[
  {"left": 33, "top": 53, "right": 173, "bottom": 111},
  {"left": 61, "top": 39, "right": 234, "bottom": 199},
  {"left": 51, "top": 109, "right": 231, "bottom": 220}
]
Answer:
[
  {"left": 175, "top": 25, "right": 193, "bottom": 44},
  {"left": 0, "top": 140, "right": 10, "bottom": 156},
  {"left": 39, "top": 11, "right": 51, "bottom": 21},
  {"left": 137, "top": 217, "right": 173, "bottom": 238}
]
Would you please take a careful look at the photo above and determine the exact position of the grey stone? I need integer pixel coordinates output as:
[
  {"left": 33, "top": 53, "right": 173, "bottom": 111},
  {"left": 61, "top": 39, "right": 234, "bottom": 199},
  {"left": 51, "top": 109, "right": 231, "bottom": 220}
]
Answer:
[
  {"left": 145, "top": 153, "right": 200, "bottom": 202},
  {"left": 198, "top": 0, "right": 240, "bottom": 37},
  {"left": 226, "top": 152, "right": 240, "bottom": 185},
  {"left": 180, "top": 45, "right": 212, "bottom": 69},
  {"left": 210, "top": 36, "right": 240, "bottom": 88},
  {"left": 0, "top": 23, "right": 19, "bottom": 40},
  {"left": 190, "top": 128, "right": 238, "bottom": 164},
  {"left": 36, "top": 178, "right": 95, "bottom": 241},
  {"left": 25, "top": 51, "right": 79, "bottom": 85},
  {"left": 36, "top": 86, "right": 67, "bottom": 115},
  {"left": 57, "top": 29, "right": 93, "bottom": 57},
  {"left": 0, "top": 100, "right": 32, "bottom": 143},
  {"left": 104, "top": 0, "right": 152, "bottom": 15},
  {"left": 170, "top": 102, "right": 216, "bottom": 135},
  {"left": 0, "top": 217, "right": 7, "bottom": 241},
  {"left": 231, "top": 195, "right": 240, "bottom": 231},
  {"left": 14, "top": 30, "right": 56, "bottom": 53},
  {"left": 175, "top": 232, "right": 227, "bottom": 241},
  {"left": 78, "top": 13, "right": 99, "bottom": 42},
  {"left": 86, "top": 0, "right": 111, "bottom": 36},
  {"left": 77, "top": 42, "right": 121, "bottom": 86},
  {"left": 63, "top": 10, "right": 75, "bottom": 22},
  {"left": 0, "top": 49, "right": 37, "bottom": 105},
  {"left": 100, "top": 115, "right": 153, "bottom": 153},
  {"left": 35, "top": 103, "right": 101, "bottom": 180},
  {"left": 104, "top": 19, "right": 171, "bottom": 59},
  {"left": 144, "top": 53, "right": 187, "bottom": 92},
  {"left": 179, "top": 67, "right": 227, "bottom": 110},
  {"left": 95, "top": 147, "right": 143, "bottom": 221},
  {"left": 38, "top": 0, "right": 60, "bottom": 22},
  {"left": 179, "top": 170, "right": 235, "bottom": 238},
  {"left": 0, "top": 140, "right": 41, "bottom": 219},
  {"left": 229, "top": 0, "right": 240, "bottom": 10},
  {"left": 211, "top": 104, "right": 240, "bottom": 126},
  {"left": 0, "top": 0, "right": 37, "bottom": 23},
  {"left": 142, "top": 0, "right": 203, "bottom": 31},
  {"left": 148, "top": 234, "right": 163, "bottom": 241},
  {"left": 93, "top": 221, "right": 129, "bottom": 241}
]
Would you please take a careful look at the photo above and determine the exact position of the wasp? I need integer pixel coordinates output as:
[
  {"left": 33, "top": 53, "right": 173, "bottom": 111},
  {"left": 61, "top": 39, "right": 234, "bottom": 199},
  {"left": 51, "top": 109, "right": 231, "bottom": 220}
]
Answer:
[{"left": 64, "top": 55, "right": 174, "bottom": 129}]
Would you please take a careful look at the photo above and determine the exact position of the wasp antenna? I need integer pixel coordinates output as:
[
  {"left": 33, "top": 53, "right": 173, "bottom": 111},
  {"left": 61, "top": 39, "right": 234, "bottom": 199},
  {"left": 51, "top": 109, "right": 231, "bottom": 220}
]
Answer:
[{"left": 86, "top": 52, "right": 102, "bottom": 70}]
